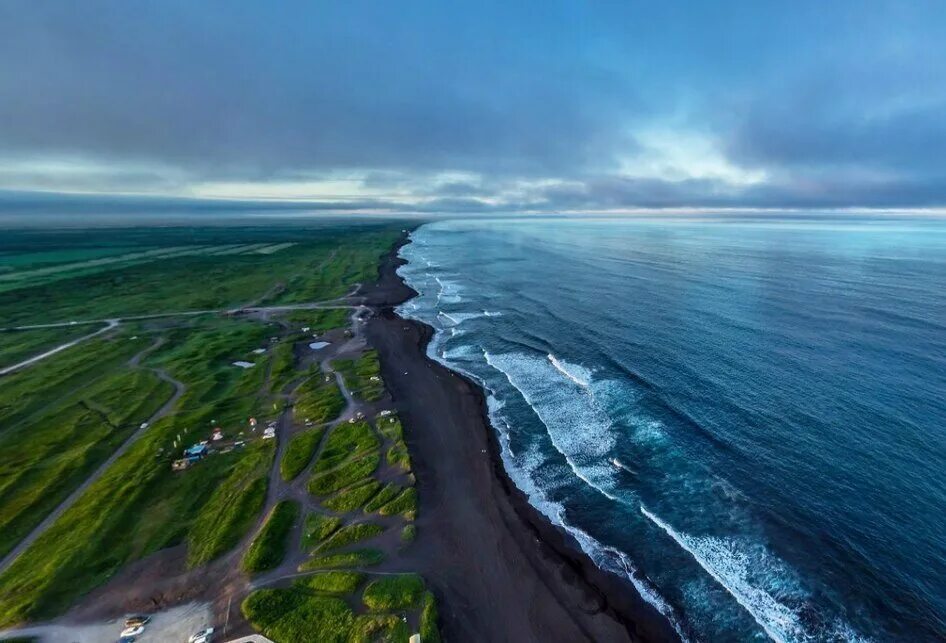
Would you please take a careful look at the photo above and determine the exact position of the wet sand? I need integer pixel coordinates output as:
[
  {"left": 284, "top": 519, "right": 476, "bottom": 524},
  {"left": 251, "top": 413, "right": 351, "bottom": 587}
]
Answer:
[{"left": 360, "top": 234, "right": 679, "bottom": 643}]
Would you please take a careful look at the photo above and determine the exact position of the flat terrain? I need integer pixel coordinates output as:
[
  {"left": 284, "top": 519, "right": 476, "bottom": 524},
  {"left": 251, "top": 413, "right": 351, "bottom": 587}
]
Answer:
[{"left": 0, "top": 222, "right": 442, "bottom": 642}]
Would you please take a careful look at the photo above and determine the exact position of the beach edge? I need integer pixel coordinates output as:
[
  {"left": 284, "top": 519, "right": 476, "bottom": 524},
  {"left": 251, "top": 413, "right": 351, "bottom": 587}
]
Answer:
[{"left": 360, "top": 229, "right": 681, "bottom": 643}]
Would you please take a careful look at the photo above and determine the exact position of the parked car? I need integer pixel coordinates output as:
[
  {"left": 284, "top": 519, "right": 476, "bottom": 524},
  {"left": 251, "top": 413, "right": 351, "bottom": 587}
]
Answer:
[
  {"left": 189, "top": 627, "right": 215, "bottom": 643},
  {"left": 120, "top": 625, "right": 145, "bottom": 637},
  {"left": 124, "top": 615, "right": 151, "bottom": 627}
]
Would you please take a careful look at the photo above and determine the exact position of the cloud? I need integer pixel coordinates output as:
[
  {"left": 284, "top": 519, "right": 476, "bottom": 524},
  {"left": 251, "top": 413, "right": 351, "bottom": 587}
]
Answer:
[{"left": 1, "top": 1, "right": 945, "bottom": 212}]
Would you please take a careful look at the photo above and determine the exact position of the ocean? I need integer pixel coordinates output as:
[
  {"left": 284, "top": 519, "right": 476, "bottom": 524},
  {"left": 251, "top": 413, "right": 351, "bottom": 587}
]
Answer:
[{"left": 395, "top": 216, "right": 946, "bottom": 642}]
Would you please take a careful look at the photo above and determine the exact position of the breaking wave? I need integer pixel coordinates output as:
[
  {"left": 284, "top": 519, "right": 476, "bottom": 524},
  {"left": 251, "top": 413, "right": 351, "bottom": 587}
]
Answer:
[{"left": 641, "top": 505, "right": 868, "bottom": 643}]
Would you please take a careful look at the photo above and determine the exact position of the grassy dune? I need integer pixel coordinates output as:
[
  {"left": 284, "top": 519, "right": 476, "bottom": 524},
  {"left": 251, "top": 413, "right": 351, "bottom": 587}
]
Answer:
[{"left": 242, "top": 500, "right": 300, "bottom": 573}]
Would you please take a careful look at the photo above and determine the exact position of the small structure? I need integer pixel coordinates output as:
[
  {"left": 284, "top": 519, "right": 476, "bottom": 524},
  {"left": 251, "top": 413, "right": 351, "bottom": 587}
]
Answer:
[
  {"left": 172, "top": 459, "right": 190, "bottom": 471},
  {"left": 249, "top": 417, "right": 257, "bottom": 428},
  {"left": 309, "top": 341, "right": 330, "bottom": 350},
  {"left": 233, "top": 361, "right": 255, "bottom": 369},
  {"left": 369, "top": 376, "right": 381, "bottom": 382},
  {"left": 211, "top": 428, "right": 223, "bottom": 441},
  {"left": 252, "top": 348, "right": 267, "bottom": 355},
  {"left": 379, "top": 410, "right": 392, "bottom": 417},
  {"left": 262, "top": 427, "right": 276, "bottom": 440},
  {"left": 184, "top": 443, "right": 209, "bottom": 458}
]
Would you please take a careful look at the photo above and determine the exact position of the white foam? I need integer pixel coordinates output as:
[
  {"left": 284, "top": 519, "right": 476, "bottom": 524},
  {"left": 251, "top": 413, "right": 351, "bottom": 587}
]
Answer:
[
  {"left": 484, "top": 350, "right": 630, "bottom": 507},
  {"left": 547, "top": 353, "right": 593, "bottom": 388},
  {"left": 640, "top": 505, "right": 867, "bottom": 643}
]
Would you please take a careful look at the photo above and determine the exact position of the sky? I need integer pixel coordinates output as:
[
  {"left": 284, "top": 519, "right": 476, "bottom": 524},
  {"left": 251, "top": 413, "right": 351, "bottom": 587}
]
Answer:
[{"left": 1, "top": 0, "right": 946, "bottom": 216}]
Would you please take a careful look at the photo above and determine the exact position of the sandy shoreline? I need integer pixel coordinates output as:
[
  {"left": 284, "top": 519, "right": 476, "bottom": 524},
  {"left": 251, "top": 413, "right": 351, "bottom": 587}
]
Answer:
[{"left": 360, "top": 232, "right": 680, "bottom": 643}]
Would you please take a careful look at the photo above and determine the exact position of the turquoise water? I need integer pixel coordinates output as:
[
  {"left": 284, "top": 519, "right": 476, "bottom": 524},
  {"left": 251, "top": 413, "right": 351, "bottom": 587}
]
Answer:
[{"left": 396, "top": 217, "right": 946, "bottom": 642}]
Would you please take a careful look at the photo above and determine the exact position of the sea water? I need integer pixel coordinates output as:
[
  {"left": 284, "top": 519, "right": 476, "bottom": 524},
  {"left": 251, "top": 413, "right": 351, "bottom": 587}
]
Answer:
[{"left": 396, "top": 216, "right": 946, "bottom": 642}]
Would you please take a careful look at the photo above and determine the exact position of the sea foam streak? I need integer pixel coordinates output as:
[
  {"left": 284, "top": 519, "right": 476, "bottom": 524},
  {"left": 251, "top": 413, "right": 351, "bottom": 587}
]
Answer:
[
  {"left": 484, "top": 392, "right": 690, "bottom": 641},
  {"left": 484, "top": 350, "right": 629, "bottom": 506},
  {"left": 548, "top": 353, "right": 592, "bottom": 387},
  {"left": 640, "top": 505, "right": 867, "bottom": 643}
]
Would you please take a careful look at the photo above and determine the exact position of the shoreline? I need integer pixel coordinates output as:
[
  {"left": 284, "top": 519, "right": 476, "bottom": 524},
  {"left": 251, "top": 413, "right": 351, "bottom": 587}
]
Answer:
[{"left": 361, "top": 231, "right": 680, "bottom": 642}]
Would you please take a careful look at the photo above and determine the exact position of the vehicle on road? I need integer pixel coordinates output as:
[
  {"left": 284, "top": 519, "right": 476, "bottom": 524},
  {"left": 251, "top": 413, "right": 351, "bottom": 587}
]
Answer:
[
  {"left": 121, "top": 624, "right": 145, "bottom": 637},
  {"left": 125, "top": 614, "right": 151, "bottom": 627},
  {"left": 189, "top": 627, "right": 215, "bottom": 643}
]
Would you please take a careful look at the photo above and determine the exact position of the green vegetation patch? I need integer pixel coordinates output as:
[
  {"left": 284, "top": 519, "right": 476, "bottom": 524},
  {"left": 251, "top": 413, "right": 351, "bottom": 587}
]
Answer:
[
  {"left": 316, "top": 522, "right": 385, "bottom": 553},
  {"left": 308, "top": 453, "right": 379, "bottom": 496},
  {"left": 242, "top": 587, "right": 399, "bottom": 643},
  {"left": 323, "top": 480, "right": 382, "bottom": 513},
  {"left": 313, "top": 421, "right": 379, "bottom": 473},
  {"left": 294, "top": 375, "right": 345, "bottom": 425},
  {"left": 0, "top": 318, "right": 280, "bottom": 626},
  {"left": 242, "top": 500, "right": 300, "bottom": 574},
  {"left": 299, "top": 548, "right": 384, "bottom": 571},
  {"left": 293, "top": 571, "right": 364, "bottom": 595},
  {"left": 302, "top": 513, "right": 341, "bottom": 550},
  {"left": 0, "top": 363, "right": 172, "bottom": 559},
  {"left": 420, "top": 591, "right": 442, "bottom": 643},
  {"left": 282, "top": 308, "right": 351, "bottom": 333},
  {"left": 268, "top": 342, "right": 297, "bottom": 394},
  {"left": 334, "top": 351, "right": 385, "bottom": 402},
  {"left": 188, "top": 472, "right": 268, "bottom": 567},
  {"left": 281, "top": 427, "right": 324, "bottom": 481},
  {"left": 0, "top": 324, "right": 99, "bottom": 370},
  {"left": 378, "top": 415, "right": 411, "bottom": 473},
  {"left": 400, "top": 524, "right": 417, "bottom": 545},
  {"left": 377, "top": 488, "right": 418, "bottom": 519},
  {"left": 362, "top": 573, "right": 426, "bottom": 611},
  {"left": 363, "top": 483, "right": 404, "bottom": 514}
]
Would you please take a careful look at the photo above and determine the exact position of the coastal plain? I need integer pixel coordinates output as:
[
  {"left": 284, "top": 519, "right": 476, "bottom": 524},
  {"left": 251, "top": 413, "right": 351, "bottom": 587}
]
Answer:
[{"left": 0, "top": 221, "right": 664, "bottom": 643}]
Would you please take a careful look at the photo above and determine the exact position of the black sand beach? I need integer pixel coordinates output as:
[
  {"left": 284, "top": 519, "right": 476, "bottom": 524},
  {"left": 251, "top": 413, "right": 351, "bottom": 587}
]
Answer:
[{"left": 360, "top": 235, "right": 680, "bottom": 643}]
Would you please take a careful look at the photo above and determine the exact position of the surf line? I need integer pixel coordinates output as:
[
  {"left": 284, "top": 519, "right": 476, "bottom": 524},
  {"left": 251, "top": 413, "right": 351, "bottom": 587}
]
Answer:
[
  {"left": 547, "top": 353, "right": 591, "bottom": 388},
  {"left": 641, "top": 504, "right": 804, "bottom": 643}
]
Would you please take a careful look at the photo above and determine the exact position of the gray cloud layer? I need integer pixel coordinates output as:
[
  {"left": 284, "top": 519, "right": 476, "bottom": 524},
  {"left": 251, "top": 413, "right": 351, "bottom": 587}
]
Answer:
[{"left": 1, "top": 1, "right": 945, "bottom": 212}]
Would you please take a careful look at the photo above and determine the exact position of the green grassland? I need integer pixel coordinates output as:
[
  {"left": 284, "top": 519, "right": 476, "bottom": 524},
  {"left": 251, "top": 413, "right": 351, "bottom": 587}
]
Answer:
[
  {"left": 378, "top": 415, "right": 412, "bottom": 473},
  {"left": 0, "top": 221, "right": 432, "bottom": 633},
  {"left": 302, "top": 513, "right": 342, "bottom": 550},
  {"left": 0, "top": 224, "right": 400, "bottom": 326},
  {"left": 0, "top": 365, "right": 173, "bottom": 559},
  {"left": 281, "top": 428, "right": 326, "bottom": 481},
  {"left": 281, "top": 308, "right": 352, "bottom": 333},
  {"left": 0, "top": 333, "right": 148, "bottom": 429},
  {"left": 0, "top": 324, "right": 101, "bottom": 369},
  {"left": 242, "top": 570, "right": 439, "bottom": 643},
  {"left": 334, "top": 351, "right": 385, "bottom": 402},
  {"left": 243, "top": 500, "right": 300, "bottom": 574},
  {"left": 293, "top": 375, "right": 346, "bottom": 425},
  {"left": 0, "top": 317, "right": 277, "bottom": 624}
]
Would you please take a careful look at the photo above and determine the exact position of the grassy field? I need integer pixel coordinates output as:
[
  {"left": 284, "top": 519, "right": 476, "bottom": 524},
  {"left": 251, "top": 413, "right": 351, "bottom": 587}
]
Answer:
[
  {"left": 242, "top": 570, "right": 439, "bottom": 643},
  {"left": 0, "top": 324, "right": 101, "bottom": 368},
  {"left": 293, "top": 375, "right": 346, "bottom": 425},
  {"left": 0, "top": 221, "right": 434, "bottom": 633},
  {"left": 0, "top": 224, "right": 400, "bottom": 326},
  {"left": 0, "top": 317, "right": 278, "bottom": 624},
  {"left": 281, "top": 427, "right": 325, "bottom": 481},
  {"left": 0, "top": 364, "right": 173, "bottom": 559},
  {"left": 243, "top": 500, "right": 300, "bottom": 573},
  {"left": 334, "top": 351, "right": 385, "bottom": 402}
]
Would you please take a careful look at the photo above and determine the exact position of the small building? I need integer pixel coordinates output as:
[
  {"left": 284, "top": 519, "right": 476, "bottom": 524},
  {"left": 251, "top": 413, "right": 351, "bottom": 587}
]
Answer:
[{"left": 172, "top": 459, "right": 190, "bottom": 471}]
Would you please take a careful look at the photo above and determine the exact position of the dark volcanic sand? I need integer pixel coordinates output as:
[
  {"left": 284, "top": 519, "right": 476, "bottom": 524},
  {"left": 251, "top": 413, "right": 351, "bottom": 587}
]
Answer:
[{"left": 360, "top": 235, "right": 679, "bottom": 643}]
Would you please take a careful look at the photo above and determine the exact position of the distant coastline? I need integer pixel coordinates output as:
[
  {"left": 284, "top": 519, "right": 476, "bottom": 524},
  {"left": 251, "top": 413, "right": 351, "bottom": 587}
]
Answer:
[{"left": 362, "top": 229, "right": 680, "bottom": 642}]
